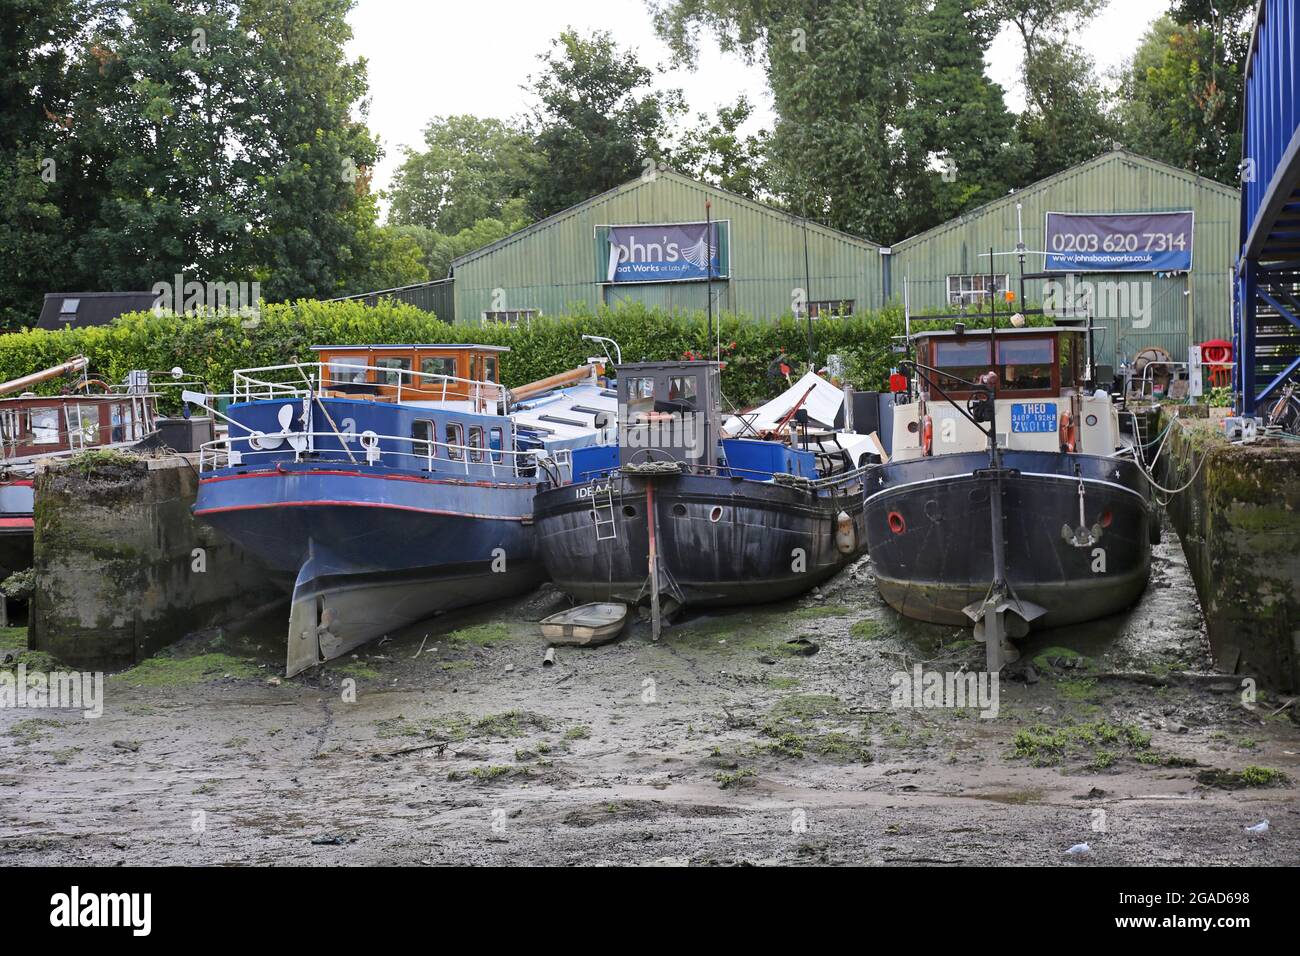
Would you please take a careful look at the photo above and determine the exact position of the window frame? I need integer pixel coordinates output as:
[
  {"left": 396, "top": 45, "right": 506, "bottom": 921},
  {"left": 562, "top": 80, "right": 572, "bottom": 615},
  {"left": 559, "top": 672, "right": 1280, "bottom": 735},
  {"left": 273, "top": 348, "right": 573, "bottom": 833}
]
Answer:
[{"left": 445, "top": 422, "right": 465, "bottom": 461}]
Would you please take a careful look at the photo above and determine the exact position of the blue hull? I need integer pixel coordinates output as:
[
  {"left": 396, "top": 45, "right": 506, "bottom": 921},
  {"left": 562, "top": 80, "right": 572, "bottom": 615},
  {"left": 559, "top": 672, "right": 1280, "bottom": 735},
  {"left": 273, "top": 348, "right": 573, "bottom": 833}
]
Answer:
[{"left": 195, "top": 464, "right": 542, "bottom": 674}]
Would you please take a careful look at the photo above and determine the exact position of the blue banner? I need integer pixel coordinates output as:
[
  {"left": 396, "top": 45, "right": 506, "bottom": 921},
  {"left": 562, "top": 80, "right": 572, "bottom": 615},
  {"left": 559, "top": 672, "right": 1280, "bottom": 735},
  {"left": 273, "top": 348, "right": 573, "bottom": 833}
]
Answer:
[
  {"left": 606, "top": 222, "right": 724, "bottom": 283},
  {"left": 1044, "top": 211, "right": 1194, "bottom": 273}
]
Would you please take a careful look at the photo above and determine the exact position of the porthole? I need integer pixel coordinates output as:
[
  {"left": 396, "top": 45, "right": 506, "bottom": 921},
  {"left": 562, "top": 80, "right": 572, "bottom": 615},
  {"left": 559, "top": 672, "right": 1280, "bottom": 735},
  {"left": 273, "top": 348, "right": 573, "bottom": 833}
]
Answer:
[
  {"left": 1085, "top": 414, "right": 1099, "bottom": 427},
  {"left": 709, "top": 506, "right": 724, "bottom": 523},
  {"left": 887, "top": 511, "right": 906, "bottom": 534},
  {"left": 672, "top": 504, "right": 687, "bottom": 517},
  {"left": 622, "top": 505, "right": 637, "bottom": 518}
]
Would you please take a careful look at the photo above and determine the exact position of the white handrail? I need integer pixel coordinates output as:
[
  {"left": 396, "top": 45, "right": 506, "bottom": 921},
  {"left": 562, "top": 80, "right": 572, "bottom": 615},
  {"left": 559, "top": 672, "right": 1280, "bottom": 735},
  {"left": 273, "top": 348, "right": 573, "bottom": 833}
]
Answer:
[
  {"left": 229, "top": 361, "right": 507, "bottom": 415},
  {"left": 198, "top": 428, "right": 554, "bottom": 481}
]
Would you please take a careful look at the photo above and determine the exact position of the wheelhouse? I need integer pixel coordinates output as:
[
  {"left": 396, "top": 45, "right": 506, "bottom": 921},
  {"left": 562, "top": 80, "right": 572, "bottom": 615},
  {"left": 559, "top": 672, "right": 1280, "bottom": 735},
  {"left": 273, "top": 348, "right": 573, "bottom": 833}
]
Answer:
[
  {"left": 0, "top": 393, "right": 158, "bottom": 461},
  {"left": 311, "top": 344, "right": 508, "bottom": 412},
  {"left": 892, "top": 326, "right": 1119, "bottom": 460},
  {"left": 923, "top": 328, "right": 1081, "bottom": 401}
]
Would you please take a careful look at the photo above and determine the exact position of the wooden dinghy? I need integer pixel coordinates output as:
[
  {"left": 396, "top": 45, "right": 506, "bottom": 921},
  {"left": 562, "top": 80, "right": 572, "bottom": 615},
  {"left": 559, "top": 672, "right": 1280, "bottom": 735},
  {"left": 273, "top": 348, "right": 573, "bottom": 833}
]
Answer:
[{"left": 539, "top": 603, "right": 628, "bottom": 646}]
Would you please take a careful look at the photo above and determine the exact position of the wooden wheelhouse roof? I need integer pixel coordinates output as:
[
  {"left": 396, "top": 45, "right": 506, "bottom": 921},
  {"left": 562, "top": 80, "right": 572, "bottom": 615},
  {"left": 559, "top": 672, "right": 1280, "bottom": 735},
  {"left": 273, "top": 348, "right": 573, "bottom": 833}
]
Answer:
[{"left": 310, "top": 344, "right": 510, "bottom": 353}]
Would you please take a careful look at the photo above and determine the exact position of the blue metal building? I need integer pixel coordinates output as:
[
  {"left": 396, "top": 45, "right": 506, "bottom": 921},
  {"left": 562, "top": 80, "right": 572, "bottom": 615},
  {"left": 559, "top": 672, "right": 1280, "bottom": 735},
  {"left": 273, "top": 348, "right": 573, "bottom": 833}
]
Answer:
[{"left": 1236, "top": 0, "right": 1300, "bottom": 414}]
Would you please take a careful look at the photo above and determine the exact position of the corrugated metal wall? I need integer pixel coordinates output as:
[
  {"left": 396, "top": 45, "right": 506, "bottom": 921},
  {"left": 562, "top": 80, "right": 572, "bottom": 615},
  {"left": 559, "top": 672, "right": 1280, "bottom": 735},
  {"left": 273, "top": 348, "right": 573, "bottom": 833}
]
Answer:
[
  {"left": 333, "top": 279, "right": 455, "bottom": 321},
  {"left": 450, "top": 172, "right": 883, "bottom": 323},
  {"left": 891, "top": 150, "right": 1239, "bottom": 366}
]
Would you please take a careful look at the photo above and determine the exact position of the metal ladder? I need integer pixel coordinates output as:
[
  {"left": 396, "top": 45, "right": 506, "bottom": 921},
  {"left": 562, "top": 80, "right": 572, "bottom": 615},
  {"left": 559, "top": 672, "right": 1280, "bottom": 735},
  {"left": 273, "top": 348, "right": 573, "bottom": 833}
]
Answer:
[{"left": 590, "top": 481, "right": 619, "bottom": 541}]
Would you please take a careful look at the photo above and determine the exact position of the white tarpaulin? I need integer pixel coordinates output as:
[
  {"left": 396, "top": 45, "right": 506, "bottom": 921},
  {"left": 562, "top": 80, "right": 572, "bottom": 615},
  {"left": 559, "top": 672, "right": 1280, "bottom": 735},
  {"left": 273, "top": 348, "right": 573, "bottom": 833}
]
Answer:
[{"left": 724, "top": 371, "right": 844, "bottom": 434}]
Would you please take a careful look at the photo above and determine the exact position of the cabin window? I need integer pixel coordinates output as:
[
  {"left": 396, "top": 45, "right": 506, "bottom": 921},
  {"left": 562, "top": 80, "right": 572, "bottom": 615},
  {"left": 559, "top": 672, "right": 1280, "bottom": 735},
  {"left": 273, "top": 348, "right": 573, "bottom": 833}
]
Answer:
[
  {"left": 489, "top": 427, "right": 504, "bottom": 464},
  {"left": 31, "top": 408, "right": 60, "bottom": 445},
  {"left": 412, "top": 420, "right": 434, "bottom": 463},
  {"left": 69, "top": 405, "right": 99, "bottom": 445},
  {"left": 625, "top": 376, "right": 656, "bottom": 419},
  {"left": 375, "top": 356, "right": 411, "bottom": 386},
  {"left": 932, "top": 339, "right": 991, "bottom": 392},
  {"left": 1059, "top": 336, "right": 1077, "bottom": 387},
  {"left": 446, "top": 422, "right": 464, "bottom": 461},
  {"left": 110, "top": 404, "right": 125, "bottom": 443},
  {"left": 468, "top": 426, "right": 485, "bottom": 463},
  {"left": 667, "top": 375, "right": 699, "bottom": 408},
  {"left": 996, "top": 338, "right": 1054, "bottom": 391},
  {"left": 421, "top": 356, "right": 456, "bottom": 380},
  {"left": 483, "top": 356, "right": 498, "bottom": 382},
  {"left": 328, "top": 356, "right": 368, "bottom": 385}
]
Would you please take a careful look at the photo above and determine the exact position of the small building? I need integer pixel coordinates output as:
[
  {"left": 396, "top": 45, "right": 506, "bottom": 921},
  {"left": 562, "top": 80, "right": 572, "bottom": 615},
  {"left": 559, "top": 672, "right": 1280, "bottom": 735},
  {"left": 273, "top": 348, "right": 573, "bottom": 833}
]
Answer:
[
  {"left": 35, "top": 292, "right": 159, "bottom": 331},
  {"left": 447, "top": 170, "right": 885, "bottom": 324},
  {"left": 891, "top": 150, "right": 1239, "bottom": 371}
]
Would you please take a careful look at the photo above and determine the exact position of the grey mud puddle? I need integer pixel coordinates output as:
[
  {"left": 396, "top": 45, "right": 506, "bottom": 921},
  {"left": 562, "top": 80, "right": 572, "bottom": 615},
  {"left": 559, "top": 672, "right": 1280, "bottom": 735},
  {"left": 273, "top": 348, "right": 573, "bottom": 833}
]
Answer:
[{"left": 0, "top": 533, "right": 1297, "bottom": 866}]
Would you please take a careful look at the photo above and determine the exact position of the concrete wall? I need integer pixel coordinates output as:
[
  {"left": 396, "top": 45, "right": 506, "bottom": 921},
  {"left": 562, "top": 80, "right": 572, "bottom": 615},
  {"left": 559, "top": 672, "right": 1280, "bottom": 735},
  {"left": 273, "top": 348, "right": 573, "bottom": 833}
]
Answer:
[
  {"left": 1161, "top": 416, "right": 1300, "bottom": 692},
  {"left": 29, "top": 453, "right": 283, "bottom": 671}
]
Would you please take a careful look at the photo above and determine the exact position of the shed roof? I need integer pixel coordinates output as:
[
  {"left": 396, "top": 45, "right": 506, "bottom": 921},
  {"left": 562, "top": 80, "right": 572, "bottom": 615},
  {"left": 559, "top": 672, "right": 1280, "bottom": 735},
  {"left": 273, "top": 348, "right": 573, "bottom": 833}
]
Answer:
[{"left": 450, "top": 169, "right": 881, "bottom": 271}]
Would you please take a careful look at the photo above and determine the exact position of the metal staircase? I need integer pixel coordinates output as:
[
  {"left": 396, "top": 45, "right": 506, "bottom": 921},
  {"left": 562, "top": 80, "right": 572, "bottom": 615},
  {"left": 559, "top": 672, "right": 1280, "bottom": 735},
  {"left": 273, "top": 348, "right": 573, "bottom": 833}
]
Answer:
[{"left": 1236, "top": 1, "right": 1300, "bottom": 415}]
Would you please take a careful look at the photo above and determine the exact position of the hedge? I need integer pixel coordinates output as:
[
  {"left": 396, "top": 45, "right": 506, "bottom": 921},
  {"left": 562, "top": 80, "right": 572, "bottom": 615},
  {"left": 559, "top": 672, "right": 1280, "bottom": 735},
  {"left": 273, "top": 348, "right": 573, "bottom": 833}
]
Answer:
[{"left": 0, "top": 298, "right": 1043, "bottom": 410}]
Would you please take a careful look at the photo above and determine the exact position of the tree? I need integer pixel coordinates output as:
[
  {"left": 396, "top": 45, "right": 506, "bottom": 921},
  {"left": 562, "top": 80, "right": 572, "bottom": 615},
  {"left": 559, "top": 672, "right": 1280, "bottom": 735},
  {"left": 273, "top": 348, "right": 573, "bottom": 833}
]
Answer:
[
  {"left": 655, "top": 0, "right": 1029, "bottom": 243},
  {"left": 388, "top": 115, "right": 540, "bottom": 234},
  {"left": 0, "top": 0, "right": 97, "bottom": 327},
  {"left": 393, "top": 198, "right": 531, "bottom": 280},
  {"left": 899, "top": 0, "right": 1029, "bottom": 232},
  {"left": 672, "top": 96, "right": 769, "bottom": 199},
  {"left": 984, "top": 0, "right": 1117, "bottom": 181},
  {"left": 239, "top": 0, "right": 388, "bottom": 300},
  {"left": 1116, "top": 4, "right": 1253, "bottom": 185},
  {"left": 1, "top": 0, "right": 403, "bottom": 321},
  {"left": 525, "top": 30, "right": 685, "bottom": 218}
]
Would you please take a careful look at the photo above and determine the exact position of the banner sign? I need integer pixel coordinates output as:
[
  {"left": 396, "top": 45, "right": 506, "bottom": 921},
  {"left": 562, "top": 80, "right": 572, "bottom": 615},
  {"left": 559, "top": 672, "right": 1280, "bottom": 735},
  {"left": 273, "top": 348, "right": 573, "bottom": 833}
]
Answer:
[
  {"left": 1044, "top": 211, "right": 1194, "bottom": 273},
  {"left": 605, "top": 222, "right": 724, "bottom": 283}
]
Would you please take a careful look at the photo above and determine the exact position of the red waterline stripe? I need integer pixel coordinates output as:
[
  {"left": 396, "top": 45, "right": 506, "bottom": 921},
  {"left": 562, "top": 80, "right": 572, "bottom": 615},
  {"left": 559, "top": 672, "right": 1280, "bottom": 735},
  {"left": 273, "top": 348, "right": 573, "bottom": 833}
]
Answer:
[
  {"left": 0, "top": 517, "right": 33, "bottom": 528},
  {"left": 194, "top": 499, "right": 527, "bottom": 521},
  {"left": 200, "top": 468, "right": 530, "bottom": 491}
]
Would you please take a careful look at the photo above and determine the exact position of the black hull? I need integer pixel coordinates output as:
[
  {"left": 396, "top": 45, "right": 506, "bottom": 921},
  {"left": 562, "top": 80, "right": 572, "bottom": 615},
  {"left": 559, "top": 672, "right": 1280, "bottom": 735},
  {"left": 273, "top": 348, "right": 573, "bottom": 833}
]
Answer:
[
  {"left": 863, "top": 449, "right": 1153, "bottom": 628},
  {"left": 533, "top": 472, "right": 868, "bottom": 608}
]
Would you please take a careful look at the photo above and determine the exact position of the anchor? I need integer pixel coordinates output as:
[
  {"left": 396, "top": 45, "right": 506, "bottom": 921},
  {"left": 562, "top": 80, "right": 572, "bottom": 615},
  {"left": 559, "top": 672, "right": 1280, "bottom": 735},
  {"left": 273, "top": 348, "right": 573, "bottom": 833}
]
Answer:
[{"left": 1062, "top": 468, "right": 1103, "bottom": 548}]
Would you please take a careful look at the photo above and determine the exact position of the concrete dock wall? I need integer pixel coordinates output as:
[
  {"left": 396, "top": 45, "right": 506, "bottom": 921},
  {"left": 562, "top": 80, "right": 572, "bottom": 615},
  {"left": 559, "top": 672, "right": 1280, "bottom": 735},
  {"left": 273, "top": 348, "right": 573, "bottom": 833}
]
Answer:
[
  {"left": 1160, "top": 415, "right": 1300, "bottom": 692},
  {"left": 29, "top": 451, "right": 283, "bottom": 671}
]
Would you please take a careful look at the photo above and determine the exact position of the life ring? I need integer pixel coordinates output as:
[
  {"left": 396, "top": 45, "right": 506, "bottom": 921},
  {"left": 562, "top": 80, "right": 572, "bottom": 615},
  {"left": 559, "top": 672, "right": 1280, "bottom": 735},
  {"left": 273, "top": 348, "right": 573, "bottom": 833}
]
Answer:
[
  {"left": 922, "top": 415, "right": 933, "bottom": 456},
  {"left": 1200, "top": 339, "right": 1232, "bottom": 366},
  {"left": 1059, "top": 411, "right": 1077, "bottom": 453},
  {"left": 1199, "top": 339, "right": 1233, "bottom": 388}
]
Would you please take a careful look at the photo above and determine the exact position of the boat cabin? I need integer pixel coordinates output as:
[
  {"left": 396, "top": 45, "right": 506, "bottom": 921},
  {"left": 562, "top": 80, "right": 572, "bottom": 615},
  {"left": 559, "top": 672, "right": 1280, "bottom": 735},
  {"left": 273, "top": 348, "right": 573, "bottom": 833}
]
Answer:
[
  {"left": 615, "top": 361, "right": 723, "bottom": 469},
  {"left": 0, "top": 392, "right": 158, "bottom": 461},
  {"left": 891, "top": 326, "right": 1120, "bottom": 460},
  {"left": 312, "top": 344, "right": 508, "bottom": 413}
]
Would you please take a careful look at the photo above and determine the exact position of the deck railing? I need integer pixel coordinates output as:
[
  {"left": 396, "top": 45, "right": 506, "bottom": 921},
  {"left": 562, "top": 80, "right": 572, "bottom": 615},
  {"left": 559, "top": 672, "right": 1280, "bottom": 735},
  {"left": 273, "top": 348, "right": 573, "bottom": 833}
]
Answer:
[
  {"left": 198, "top": 429, "right": 570, "bottom": 483},
  {"left": 229, "top": 362, "right": 508, "bottom": 415}
]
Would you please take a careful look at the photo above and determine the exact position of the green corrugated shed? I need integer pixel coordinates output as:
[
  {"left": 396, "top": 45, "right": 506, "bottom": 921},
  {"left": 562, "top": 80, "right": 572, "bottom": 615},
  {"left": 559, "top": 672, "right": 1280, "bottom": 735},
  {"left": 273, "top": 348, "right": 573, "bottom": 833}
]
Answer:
[
  {"left": 890, "top": 150, "right": 1239, "bottom": 368},
  {"left": 449, "top": 171, "right": 884, "bottom": 323}
]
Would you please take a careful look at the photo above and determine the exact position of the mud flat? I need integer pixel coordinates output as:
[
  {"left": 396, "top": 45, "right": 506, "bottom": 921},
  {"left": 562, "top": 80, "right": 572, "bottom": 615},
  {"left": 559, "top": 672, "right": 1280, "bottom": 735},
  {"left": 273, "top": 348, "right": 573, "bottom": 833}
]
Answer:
[{"left": 1, "top": 531, "right": 1297, "bottom": 866}]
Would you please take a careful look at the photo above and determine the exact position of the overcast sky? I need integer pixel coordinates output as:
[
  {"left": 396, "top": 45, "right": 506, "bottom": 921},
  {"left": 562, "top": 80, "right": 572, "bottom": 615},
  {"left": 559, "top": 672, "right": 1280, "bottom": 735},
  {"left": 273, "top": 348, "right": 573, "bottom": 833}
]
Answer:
[{"left": 347, "top": 0, "right": 1174, "bottom": 215}]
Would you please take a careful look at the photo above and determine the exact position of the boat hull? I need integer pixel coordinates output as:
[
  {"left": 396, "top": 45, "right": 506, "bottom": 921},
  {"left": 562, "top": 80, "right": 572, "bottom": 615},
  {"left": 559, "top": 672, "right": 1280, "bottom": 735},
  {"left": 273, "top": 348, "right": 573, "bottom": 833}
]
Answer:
[
  {"left": 195, "top": 465, "right": 543, "bottom": 674},
  {"left": 533, "top": 471, "right": 868, "bottom": 609},
  {"left": 863, "top": 449, "right": 1152, "bottom": 628}
]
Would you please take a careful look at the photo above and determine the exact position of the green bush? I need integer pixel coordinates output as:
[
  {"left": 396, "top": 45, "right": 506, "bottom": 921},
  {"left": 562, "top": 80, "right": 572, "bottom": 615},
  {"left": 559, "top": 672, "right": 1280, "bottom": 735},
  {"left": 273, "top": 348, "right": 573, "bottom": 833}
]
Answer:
[{"left": 0, "top": 298, "right": 1039, "bottom": 410}]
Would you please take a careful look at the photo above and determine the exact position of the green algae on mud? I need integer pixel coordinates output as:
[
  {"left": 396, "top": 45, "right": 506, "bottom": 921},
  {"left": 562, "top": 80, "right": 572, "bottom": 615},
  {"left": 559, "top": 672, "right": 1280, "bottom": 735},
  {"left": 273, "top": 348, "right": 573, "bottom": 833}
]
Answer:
[{"left": 114, "top": 651, "right": 260, "bottom": 687}]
